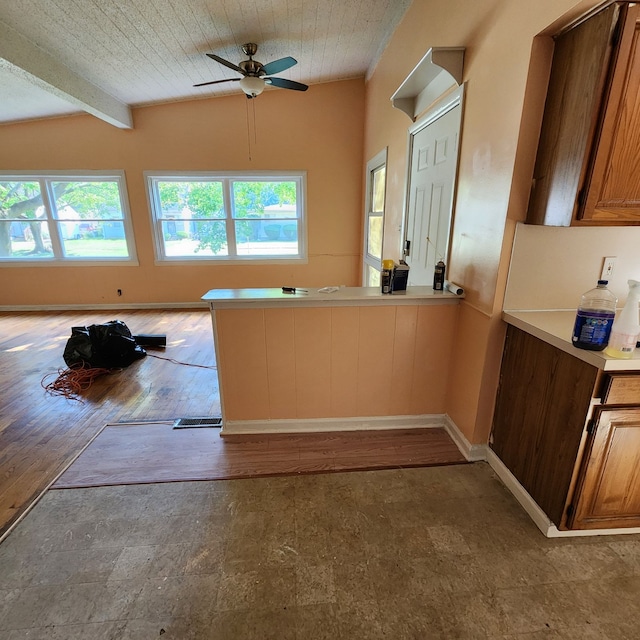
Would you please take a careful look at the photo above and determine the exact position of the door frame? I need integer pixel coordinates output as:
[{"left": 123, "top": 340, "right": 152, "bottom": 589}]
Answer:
[{"left": 400, "top": 84, "right": 465, "bottom": 269}]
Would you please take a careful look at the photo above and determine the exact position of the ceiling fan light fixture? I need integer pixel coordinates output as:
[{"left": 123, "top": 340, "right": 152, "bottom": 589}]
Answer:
[{"left": 239, "top": 76, "right": 265, "bottom": 97}]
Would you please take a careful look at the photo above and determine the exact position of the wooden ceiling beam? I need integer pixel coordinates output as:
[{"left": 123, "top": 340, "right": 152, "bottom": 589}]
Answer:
[{"left": 0, "top": 19, "right": 132, "bottom": 129}]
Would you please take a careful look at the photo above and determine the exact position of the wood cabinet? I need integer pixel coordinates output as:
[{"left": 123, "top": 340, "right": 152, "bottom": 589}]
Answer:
[
  {"left": 570, "top": 407, "right": 640, "bottom": 528},
  {"left": 527, "top": 2, "right": 640, "bottom": 226},
  {"left": 490, "top": 325, "right": 640, "bottom": 530}
]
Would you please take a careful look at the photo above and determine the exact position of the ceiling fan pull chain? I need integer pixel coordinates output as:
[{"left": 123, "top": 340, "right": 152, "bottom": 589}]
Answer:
[
  {"left": 252, "top": 98, "right": 258, "bottom": 147},
  {"left": 245, "top": 97, "right": 252, "bottom": 162}
]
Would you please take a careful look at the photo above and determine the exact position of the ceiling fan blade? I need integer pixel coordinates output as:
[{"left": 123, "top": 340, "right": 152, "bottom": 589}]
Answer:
[
  {"left": 266, "top": 77, "right": 308, "bottom": 92},
  {"left": 261, "top": 56, "right": 297, "bottom": 76},
  {"left": 193, "top": 78, "right": 241, "bottom": 88},
  {"left": 206, "top": 53, "right": 244, "bottom": 75}
]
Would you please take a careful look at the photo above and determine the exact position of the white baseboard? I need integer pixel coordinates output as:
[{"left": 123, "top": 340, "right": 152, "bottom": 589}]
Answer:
[
  {"left": 485, "top": 448, "right": 557, "bottom": 536},
  {"left": 222, "top": 414, "right": 489, "bottom": 467},
  {"left": 486, "top": 448, "right": 640, "bottom": 538},
  {"left": 221, "top": 414, "right": 448, "bottom": 435},
  {"left": 442, "top": 416, "right": 489, "bottom": 462},
  {"left": 0, "top": 302, "right": 208, "bottom": 312}
]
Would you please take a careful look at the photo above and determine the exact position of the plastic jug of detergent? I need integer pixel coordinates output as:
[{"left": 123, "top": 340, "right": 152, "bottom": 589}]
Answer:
[{"left": 571, "top": 280, "right": 617, "bottom": 351}]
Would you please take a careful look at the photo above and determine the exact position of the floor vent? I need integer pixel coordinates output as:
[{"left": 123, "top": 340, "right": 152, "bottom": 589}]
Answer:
[{"left": 173, "top": 417, "right": 222, "bottom": 429}]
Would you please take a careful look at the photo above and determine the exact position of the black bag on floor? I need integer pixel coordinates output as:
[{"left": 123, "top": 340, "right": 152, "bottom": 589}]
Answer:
[{"left": 63, "top": 320, "right": 146, "bottom": 369}]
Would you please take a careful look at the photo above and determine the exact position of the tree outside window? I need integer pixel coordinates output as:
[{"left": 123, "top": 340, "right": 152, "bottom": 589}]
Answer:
[
  {"left": 146, "top": 173, "right": 305, "bottom": 261},
  {"left": 0, "top": 172, "right": 135, "bottom": 263}
]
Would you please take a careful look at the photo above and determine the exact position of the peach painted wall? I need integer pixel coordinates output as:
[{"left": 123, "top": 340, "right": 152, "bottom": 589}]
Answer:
[
  {"left": 0, "top": 79, "right": 365, "bottom": 307},
  {"left": 364, "top": 0, "right": 602, "bottom": 443}
]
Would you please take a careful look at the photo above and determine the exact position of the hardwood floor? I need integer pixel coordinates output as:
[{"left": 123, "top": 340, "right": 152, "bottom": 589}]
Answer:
[
  {"left": 0, "top": 309, "right": 467, "bottom": 542},
  {"left": 0, "top": 309, "right": 219, "bottom": 539},
  {"left": 53, "top": 422, "right": 466, "bottom": 488}
]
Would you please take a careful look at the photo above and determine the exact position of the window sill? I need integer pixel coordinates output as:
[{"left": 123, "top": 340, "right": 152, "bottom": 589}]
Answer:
[{"left": 0, "top": 258, "right": 139, "bottom": 268}]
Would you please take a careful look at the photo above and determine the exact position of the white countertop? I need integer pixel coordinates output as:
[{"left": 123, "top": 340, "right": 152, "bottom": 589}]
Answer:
[
  {"left": 202, "top": 286, "right": 463, "bottom": 309},
  {"left": 504, "top": 310, "right": 640, "bottom": 372}
]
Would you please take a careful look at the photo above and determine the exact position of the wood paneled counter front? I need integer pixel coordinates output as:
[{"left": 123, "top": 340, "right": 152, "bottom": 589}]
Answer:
[
  {"left": 492, "top": 311, "right": 640, "bottom": 533},
  {"left": 202, "top": 287, "right": 463, "bottom": 434}
]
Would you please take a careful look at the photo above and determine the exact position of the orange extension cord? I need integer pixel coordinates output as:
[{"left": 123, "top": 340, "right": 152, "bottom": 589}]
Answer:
[
  {"left": 41, "top": 356, "right": 216, "bottom": 401},
  {"left": 41, "top": 364, "right": 113, "bottom": 401}
]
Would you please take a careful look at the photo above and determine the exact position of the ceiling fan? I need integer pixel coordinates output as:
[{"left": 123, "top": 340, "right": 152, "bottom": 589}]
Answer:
[{"left": 194, "top": 43, "right": 308, "bottom": 98}]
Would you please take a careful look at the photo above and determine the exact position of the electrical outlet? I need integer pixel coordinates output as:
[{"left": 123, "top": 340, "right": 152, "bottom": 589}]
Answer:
[{"left": 601, "top": 257, "right": 617, "bottom": 280}]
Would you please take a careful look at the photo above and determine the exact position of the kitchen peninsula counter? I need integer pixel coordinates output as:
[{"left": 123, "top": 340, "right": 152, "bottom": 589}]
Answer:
[
  {"left": 503, "top": 310, "right": 640, "bottom": 372},
  {"left": 202, "top": 286, "right": 464, "bottom": 433},
  {"left": 203, "top": 286, "right": 462, "bottom": 308}
]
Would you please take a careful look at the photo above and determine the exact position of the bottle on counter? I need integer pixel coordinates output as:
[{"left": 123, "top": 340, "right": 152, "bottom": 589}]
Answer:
[
  {"left": 572, "top": 280, "right": 617, "bottom": 351},
  {"left": 391, "top": 261, "right": 409, "bottom": 294},
  {"left": 433, "top": 260, "right": 445, "bottom": 291},
  {"left": 381, "top": 259, "right": 394, "bottom": 294},
  {"left": 605, "top": 279, "right": 640, "bottom": 359}
]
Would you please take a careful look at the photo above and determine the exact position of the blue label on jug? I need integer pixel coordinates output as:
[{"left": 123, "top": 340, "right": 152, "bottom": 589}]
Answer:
[{"left": 572, "top": 310, "right": 615, "bottom": 348}]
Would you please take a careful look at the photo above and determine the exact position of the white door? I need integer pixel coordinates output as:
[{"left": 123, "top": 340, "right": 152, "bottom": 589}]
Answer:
[{"left": 404, "top": 101, "right": 461, "bottom": 285}]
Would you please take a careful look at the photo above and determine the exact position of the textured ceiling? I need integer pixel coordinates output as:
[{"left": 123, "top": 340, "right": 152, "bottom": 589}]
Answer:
[{"left": 0, "top": 0, "right": 411, "bottom": 127}]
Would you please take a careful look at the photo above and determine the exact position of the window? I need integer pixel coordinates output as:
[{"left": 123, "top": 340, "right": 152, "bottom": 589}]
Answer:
[
  {"left": 0, "top": 172, "right": 136, "bottom": 264},
  {"left": 362, "top": 150, "right": 387, "bottom": 286},
  {"left": 146, "top": 172, "right": 306, "bottom": 262}
]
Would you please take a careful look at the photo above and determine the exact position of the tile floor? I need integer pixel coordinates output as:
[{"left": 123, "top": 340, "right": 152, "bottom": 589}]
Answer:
[{"left": 1, "top": 463, "right": 640, "bottom": 639}]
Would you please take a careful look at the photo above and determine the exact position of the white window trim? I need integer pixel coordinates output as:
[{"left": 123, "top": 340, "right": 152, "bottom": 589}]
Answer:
[
  {"left": 362, "top": 149, "right": 387, "bottom": 285},
  {"left": 145, "top": 171, "right": 308, "bottom": 265},
  {"left": 0, "top": 170, "right": 137, "bottom": 267}
]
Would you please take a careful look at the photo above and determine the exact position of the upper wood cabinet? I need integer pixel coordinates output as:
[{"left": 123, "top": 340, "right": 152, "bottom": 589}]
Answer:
[{"left": 527, "top": 2, "right": 640, "bottom": 226}]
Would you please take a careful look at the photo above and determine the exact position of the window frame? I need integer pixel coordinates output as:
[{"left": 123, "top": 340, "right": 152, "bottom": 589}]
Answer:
[
  {"left": 0, "top": 170, "right": 137, "bottom": 266},
  {"left": 362, "top": 149, "right": 387, "bottom": 286},
  {"left": 145, "top": 171, "right": 307, "bottom": 264}
]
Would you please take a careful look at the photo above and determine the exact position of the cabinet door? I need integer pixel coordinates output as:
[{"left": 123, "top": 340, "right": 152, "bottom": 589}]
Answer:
[
  {"left": 490, "top": 327, "right": 598, "bottom": 526},
  {"left": 526, "top": 4, "right": 621, "bottom": 226},
  {"left": 570, "top": 407, "right": 640, "bottom": 529},
  {"left": 580, "top": 6, "right": 640, "bottom": 223}
]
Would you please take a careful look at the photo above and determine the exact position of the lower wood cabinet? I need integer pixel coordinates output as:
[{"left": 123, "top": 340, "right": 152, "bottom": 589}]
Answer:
[
  {"left": 491, "top": 325, "right": 640, "bottom": 530},
  {"left": 570, "top": 407, "right": 640, "bottom": 529}
]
